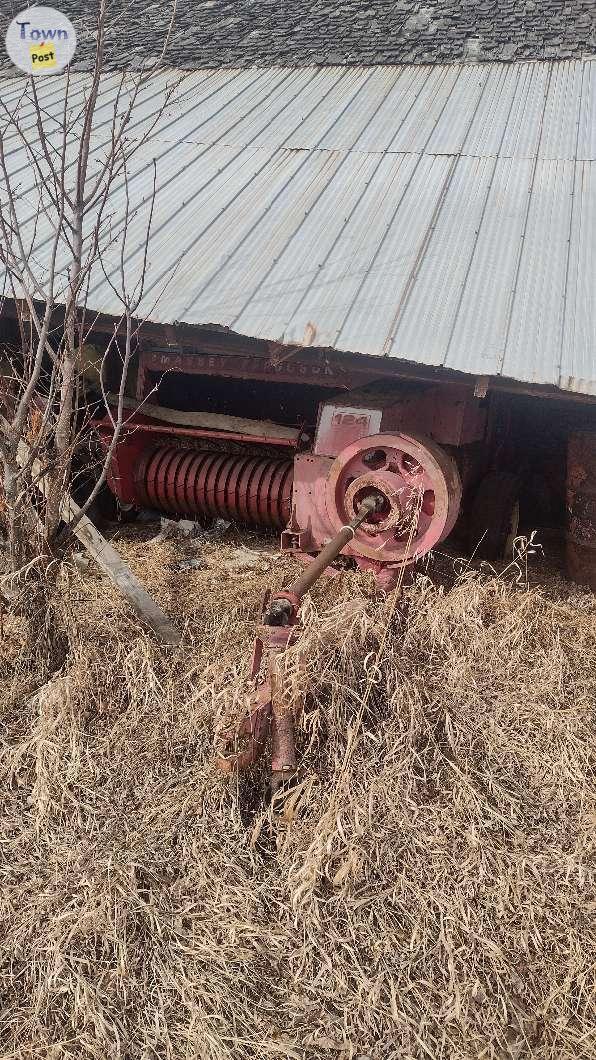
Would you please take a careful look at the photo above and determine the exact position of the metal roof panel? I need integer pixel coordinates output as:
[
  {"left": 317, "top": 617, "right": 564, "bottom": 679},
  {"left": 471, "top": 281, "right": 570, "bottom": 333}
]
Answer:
[{"left": 1, "top": 59, "right": 595, "bottom": 396}]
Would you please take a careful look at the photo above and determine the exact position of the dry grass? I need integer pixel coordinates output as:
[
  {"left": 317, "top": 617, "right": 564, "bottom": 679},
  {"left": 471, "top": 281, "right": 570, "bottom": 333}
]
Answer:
[{"left": 0, "top": 527, "right": 595, "bottom": 1060}]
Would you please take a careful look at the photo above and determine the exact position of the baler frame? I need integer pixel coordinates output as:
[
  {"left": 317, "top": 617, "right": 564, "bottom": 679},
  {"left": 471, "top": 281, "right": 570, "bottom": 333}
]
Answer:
[{"left": 92, "top": 336, "right": 523, "bottom": 581}]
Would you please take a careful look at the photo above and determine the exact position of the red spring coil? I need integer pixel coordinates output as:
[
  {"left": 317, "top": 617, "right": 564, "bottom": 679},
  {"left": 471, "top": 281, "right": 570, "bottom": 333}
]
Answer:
[{"left": 137, "top": 446, "right": 294, "bottom": 529}]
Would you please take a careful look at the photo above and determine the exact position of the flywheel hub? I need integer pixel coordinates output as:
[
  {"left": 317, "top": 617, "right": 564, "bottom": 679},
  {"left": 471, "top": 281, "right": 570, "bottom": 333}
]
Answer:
[{"left": 325, "top": 432, "right": 462, "bottom": 563}]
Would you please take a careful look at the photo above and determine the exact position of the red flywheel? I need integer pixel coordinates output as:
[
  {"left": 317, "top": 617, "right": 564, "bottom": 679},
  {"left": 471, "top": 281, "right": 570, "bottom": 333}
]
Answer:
[{"left": 325, "top": 433, "right": 462, "bottom": 564}]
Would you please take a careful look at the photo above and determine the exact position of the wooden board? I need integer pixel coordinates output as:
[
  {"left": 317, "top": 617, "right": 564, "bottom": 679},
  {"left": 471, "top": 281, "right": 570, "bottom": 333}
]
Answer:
[
  {"left": 18, "top": 443, "right": 181, "bottom": 646},
  {"left": 108, "top": 395, "right": 301, "bottom": 443}
]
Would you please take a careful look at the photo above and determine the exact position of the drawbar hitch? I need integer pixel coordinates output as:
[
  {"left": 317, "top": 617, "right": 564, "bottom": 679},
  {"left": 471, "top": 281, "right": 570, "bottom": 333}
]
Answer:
[{"left": 216, "top": 494, "right": 382, "bottom": 792}]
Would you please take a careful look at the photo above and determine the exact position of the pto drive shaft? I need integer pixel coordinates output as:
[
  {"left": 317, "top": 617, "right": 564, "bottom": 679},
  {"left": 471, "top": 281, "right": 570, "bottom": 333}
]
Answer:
[{"left": 216, "top": 496, "right": 381, "bottom": 789}]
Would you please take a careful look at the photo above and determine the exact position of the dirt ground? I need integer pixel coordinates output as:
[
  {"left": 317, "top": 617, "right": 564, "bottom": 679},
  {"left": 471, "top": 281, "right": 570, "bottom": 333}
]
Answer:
[{"left": 1, "top": 521, "right": 595, "bottom": 1060}]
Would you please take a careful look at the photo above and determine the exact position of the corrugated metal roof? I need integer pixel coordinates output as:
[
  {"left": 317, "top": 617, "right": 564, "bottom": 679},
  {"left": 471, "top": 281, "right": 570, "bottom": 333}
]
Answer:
[{"left": 1, "top": 60, "right": 595, "bottom": 395}]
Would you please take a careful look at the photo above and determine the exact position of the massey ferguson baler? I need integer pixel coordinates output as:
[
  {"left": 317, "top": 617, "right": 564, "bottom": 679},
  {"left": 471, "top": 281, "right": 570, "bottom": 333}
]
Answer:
[{"left": 95, "top": 340, "right": 507, "bottom": 589}]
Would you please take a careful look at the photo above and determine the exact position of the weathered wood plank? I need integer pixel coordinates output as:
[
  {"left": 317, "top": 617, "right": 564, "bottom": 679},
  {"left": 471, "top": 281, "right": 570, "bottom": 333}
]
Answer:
[
  {"left": 107, "top": 395, "right": 301, "bottom": 443},
  {"left": 18, "top": 443, "right": 181, "bottom": 646}
]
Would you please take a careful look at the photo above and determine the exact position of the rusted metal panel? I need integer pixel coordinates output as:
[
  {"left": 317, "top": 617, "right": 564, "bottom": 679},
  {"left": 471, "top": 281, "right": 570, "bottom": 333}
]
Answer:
[{"left": 138, "top": 348, "right": 347, "bottom": 397}]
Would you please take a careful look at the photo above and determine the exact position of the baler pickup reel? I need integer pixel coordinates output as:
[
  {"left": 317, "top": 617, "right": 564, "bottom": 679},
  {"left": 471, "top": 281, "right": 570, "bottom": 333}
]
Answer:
[{"left": 216, "top": 494, "right": 383, "bottom": 793}]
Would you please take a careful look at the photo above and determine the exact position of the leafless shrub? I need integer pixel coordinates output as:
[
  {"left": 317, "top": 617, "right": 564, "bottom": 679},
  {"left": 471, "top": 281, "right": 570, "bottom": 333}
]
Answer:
[{"left": 0, "top": 1, "right": 180, "bottom": 651}]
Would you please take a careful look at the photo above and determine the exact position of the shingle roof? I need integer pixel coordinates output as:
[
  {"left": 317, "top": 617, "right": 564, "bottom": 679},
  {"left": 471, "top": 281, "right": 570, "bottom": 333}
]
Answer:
[{"left": 1, "top": 0, "right": 596, "bottom": 71}]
